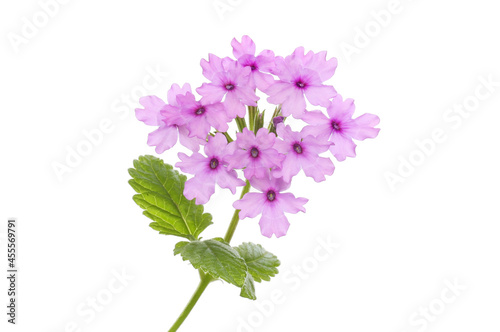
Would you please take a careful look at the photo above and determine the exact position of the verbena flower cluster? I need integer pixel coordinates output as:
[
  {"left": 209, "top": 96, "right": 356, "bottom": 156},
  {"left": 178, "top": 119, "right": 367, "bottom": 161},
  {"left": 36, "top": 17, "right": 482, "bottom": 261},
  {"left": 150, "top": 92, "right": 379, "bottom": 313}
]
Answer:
[{"left": 135, "top": 36, "right": 380, "bottom": 238}]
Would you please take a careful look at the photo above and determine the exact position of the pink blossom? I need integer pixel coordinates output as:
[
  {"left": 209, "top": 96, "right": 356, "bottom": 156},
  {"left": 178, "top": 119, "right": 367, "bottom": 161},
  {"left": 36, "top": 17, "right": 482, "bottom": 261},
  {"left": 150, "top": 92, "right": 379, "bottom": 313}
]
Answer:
[
  {"left": 273, "top": 124, "right": 335, "bottom": 182},
  {"left": 175, "top": 133, "right": 246, "bottom": 205},
  {"left": 226, "top": 128, "right": 284, "bottom": 180},
  {"left": 173, "top": 92, "right": 230, "bottom": 139},
  {"left": 135, "top": 84, "right": 202, "bottom": 153},
  {"left": 301, "top": 95, "right": 380, "bottom": 161},
  {"left": 266, "top": 47, "right": 337, "bottom": 118},
  {"left": 233, "top": 174, "right": 308, "bottom": 238},
  {"left": 197, "top": 55, "right": 259, "bottom": 118},
  {"left": 231, "top": 35, "right": 276, "bottom": 91}
]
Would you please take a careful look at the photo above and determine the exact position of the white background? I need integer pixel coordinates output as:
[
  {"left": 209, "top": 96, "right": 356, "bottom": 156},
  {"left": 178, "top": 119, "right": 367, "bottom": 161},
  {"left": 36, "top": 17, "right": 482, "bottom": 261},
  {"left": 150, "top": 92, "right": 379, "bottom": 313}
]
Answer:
[{"left": 1, "top": 0, "right": 499, "bottom": 331}]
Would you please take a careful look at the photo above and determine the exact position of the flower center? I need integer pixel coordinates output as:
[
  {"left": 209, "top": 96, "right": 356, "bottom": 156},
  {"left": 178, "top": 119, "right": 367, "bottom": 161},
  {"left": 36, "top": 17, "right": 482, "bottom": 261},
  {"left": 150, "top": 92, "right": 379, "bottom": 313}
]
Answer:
[
  {"left": 225, "top": 83, "right": 235, "bottom": 91},
  {"left": 209, "top": 158, "right": 219, "bottom": 169},
  {"left": 250, "top": 64, "right": 257, "bottom": 71},
  {"left": 293, "top": 143, "right": 303, "bottom": 154},
  {"left": 195, "top": 107, "right": 205, "bottom": 115},
  {"left": 250, "top": 147, "right": 259, "bottom": 158},
  {"left": 266, "top": 190, "right": 276, "bottom": 202},
  {"left": 295, "top": 80, "right": 306, "bottom": 89},
  {"left": 331, "top": 121, "right": 341, "bottom": 131}
]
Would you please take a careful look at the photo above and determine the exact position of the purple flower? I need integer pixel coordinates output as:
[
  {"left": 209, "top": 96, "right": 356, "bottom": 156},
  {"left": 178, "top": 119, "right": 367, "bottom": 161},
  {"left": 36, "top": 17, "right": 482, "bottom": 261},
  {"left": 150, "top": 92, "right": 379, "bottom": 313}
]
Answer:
[
  {"left": 233, "top": 174, "right": 308, "bottom": 238},
  {"left": 226, "top": 128, "right": 284, "bottom": 180},
  {"left": 135, "top": 84, "right": 202, "bottom": 153},
  {"left": 173, "top": 92, "right": 230, "bottom": 140},
  {"left": 197, "top": 55, "right": 259, "bottom": 119},
  {"left": 266, "top": 47, "right": 337, "bottom": 118},
  {"left": 273, "top": 124, "right": 335, "bottom": 182},
  {"left": 175, "top": 133, "right": 246, "bottom": 205},
  {"left": 301, "top": 95, "right": 380, "bottom": 161},
  {"left": 231, "top": 35, "right": 276, "bottom": 91}
]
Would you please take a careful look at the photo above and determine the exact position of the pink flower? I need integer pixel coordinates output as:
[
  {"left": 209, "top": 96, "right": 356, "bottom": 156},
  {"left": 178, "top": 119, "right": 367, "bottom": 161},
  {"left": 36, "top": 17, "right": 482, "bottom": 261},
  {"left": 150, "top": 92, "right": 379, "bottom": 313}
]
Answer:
[
  {"left": 175, "top": 133, "right": 246, "bottom": 205},
  {"left": 273, "top": 124, "right": 335, "bottom": 182},
  {"left": 301, "top": 95, "right": 380, "bottom": 161},
  {"left": 231, "top": 35, "right": 276, "bottom": 91},
  {"left": 135, "top": 84, "right": 202, "bottom": 153},
  {"left": 197, "top": 55, "right": 259, "bottom": 119},
  {"left": 266, "top": 47, "right": 337, "bottom": 118},
  {"left": 233, "top": 174, "right": 308, "bottom": 238},
  {"left": 172, "top": 92, "right": 230, "bottom": 139},
  {"left": 226, "top": 128, "right": 284, "bottom": 180}
]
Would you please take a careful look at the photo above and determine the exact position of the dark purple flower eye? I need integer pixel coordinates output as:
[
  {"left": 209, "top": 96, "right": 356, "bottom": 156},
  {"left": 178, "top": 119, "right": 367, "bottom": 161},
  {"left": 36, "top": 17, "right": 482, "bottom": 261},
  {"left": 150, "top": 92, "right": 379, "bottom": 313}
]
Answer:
[
  {"left": 209, "top": 158, "right": 219, "bottom": 169},
  {"left": 295, "top": 80, "right": 306, "bottom": 89},
  {"left": 331, "top": 121, "right": 341, "bottom": 131},
  {"left": 195, "top": 107, "right": 205, "bottom": 115},
  {"left": 250, "top": 147, "right": 259, "bottom": 158},
  {"left": 266, "top": 190, "right": 276, "bottom": 201},
  {"left": 225, "top": 83, "right": 235, "bottom": 91},
  {"left": 293, "top": 143, "right": 303, "bottom": 154},
  {"left": 250, "top": 64, "right": 257, "bottom": 71}
]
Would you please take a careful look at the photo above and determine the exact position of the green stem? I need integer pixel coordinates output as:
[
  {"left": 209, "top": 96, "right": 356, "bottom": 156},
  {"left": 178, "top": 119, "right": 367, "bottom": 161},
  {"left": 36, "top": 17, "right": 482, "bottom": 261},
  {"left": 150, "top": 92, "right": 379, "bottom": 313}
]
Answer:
[
  {"left": 168, "top": 274, "right": 212, "bottom": 332},
  {"left": 167, "top": 180, "right": 251, "bottom": 331},
  {"left": 224, "top": 180, "right": 251, "bottom": 243},
  {"left": 217, "top": 131, "right": 233, "bottom": 143}
]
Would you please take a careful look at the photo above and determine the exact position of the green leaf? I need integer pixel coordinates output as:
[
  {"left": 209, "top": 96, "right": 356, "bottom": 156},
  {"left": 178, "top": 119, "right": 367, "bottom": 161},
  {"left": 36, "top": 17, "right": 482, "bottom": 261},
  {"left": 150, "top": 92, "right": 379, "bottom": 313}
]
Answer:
[
  {"left": 240, "top": 273, "right": 256, "bottom": 300},
  {"left": 235, "top": 243, "right": 280, "bottom": 282},
  {"left": 174, "top": 239, "right": 248, "bottom": 287},
  {"left": 128, "top": 155, "right": 213, "bottom": 240}
]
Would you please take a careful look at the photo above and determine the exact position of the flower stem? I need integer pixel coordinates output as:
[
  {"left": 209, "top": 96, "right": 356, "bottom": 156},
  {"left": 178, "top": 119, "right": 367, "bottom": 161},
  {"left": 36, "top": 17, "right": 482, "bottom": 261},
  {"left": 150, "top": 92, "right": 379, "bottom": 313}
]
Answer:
[
  {"left": 167, "top": 180, "right": 251, "bottom": 331},
  {"left": 168, "top": 274, "right": 212, "bottom": 332},
  {"left": 224, "top": 180, "right": 251, "bottom": 243}
]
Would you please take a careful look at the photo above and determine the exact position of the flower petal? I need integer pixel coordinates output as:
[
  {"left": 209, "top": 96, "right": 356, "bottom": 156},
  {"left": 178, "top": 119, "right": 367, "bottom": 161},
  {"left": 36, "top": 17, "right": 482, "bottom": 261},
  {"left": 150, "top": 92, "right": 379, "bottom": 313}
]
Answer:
[
  {"left": 167, "top": 83, "right": 192, "bottom": 106},
  {"left": 204, "top": 133, "right": 229, "bottom": 157},
  {"left": 329, "top": 132, "right": 357, "bottom": 161},
  {"left": 147, "top": 125, "right": 178, "bottom": 153},
  {"left": 344, "top": 113, "right": 381, "bottom": 140},
  {"left": 178, "top": 126, "right": 202, "bottom": 152},
  {"left": 216, "top": 169, "right": 246, "bottom": 194},
  {"left": 184, "top": 174, "right": 216, "bottom": 205},
  {"left": 304, "top": 85, "right": 337, "bottom": 107},
  {"left": 233, "top": 192, "right": 266, "bottom": 219},
  {"left": 281, "top": 89, "right": 306, "bottom": 118},
  {"left": 175, "top": 152, "right": 208, "bottom": 175},
  {"left": 276, "top": 153, "right": 301, "bottom": 183},
  {"left": 277, "top": 192, "right": 308, "bottom": 214},
  {"left": 135, "top": 96, "right": 165, "bottom": 126},
  {"left": 223, "top": 91, "right": 246, "bottom": 118},
  {"left": 232, "top": 35, "right": 256, "bottom": 59},
  {"left": 197, "top": 83, "right": 226, "bottom": 104},
  {"left": 259, "top": 203, "right": 290, "bottom": 238},
  {"left": 300, "top": 155, "right": 335, "bottom": 182}
]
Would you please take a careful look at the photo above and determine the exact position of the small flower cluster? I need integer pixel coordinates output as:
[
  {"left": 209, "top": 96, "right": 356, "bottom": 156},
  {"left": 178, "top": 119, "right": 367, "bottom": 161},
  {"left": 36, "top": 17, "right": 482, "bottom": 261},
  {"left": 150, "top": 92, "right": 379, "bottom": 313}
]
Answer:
[{"left": 135, "top": 36, "right": 380, "bottom": 238}]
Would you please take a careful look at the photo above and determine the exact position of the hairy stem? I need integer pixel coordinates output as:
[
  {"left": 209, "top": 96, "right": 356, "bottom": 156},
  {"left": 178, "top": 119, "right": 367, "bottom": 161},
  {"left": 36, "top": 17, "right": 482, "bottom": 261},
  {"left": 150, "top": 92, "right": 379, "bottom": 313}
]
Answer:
[{"left": 168, "top": 180, "right": 251, "bottom": 331}]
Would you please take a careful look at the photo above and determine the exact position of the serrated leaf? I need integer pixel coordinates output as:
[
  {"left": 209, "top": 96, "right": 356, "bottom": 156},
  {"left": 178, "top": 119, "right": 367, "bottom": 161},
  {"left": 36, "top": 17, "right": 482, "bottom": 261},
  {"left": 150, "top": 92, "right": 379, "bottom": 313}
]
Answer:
[
  {"left": 240, "top": 273, "right": 256, "bottom": 300},
  {"left": 235, "top": 243, "right": 280, "bottom": 282},
  {"left": 174, "top": 239, "right": 248, "bottom": 287},
  {"left": 128, "top": 155, "right": 212, "bottom": 240}
]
